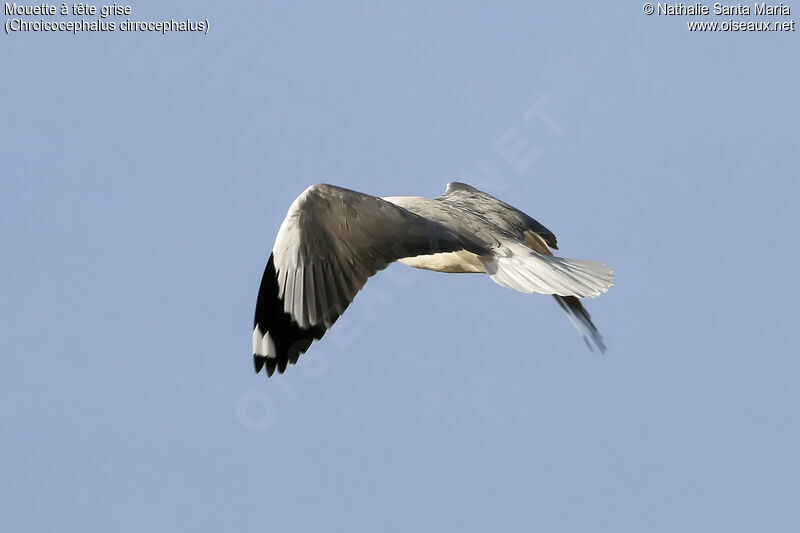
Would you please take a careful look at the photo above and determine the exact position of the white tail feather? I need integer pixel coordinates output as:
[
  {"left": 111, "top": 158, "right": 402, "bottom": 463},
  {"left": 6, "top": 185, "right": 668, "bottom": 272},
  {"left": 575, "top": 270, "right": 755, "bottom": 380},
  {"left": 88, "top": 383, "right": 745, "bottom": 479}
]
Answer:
[{"left": 480, "top": 245, "right": 613, "bottom": 298}]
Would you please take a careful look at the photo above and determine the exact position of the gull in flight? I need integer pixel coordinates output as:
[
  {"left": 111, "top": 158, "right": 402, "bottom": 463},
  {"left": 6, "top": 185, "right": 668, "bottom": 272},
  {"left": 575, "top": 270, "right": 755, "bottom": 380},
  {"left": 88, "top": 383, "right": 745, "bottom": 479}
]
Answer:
[{"left": 253, "top": 182, "right": 613, "bottom": 377}]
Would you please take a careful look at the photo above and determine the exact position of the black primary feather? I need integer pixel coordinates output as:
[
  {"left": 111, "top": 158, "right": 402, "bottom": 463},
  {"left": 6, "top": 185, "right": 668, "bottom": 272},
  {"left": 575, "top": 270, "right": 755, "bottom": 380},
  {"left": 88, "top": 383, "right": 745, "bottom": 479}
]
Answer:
[
  {"left": 553, "top": 295, "right": 606, "bottom": 353},
  {"left": 253, "top": 254, "right": 326, "bottom": 376}
]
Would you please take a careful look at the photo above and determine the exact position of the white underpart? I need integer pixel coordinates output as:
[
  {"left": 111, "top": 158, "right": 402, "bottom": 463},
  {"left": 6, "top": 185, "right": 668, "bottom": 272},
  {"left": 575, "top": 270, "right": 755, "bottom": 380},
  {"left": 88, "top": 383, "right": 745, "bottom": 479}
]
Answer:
[
  {"left": 398, "top": 250, "right": 485, "bottom": 273},
  {"left": 252, "top": 325, "right": 277, "bottom": 358}
]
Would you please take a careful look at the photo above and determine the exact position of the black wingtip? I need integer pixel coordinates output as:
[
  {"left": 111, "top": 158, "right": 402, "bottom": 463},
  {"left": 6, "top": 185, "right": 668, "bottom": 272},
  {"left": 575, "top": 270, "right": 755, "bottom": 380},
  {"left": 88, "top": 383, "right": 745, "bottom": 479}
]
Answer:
[
  {"left": 254, "top": 354, "right": 280, "bottom": 377},
  {"left": 554, "top": 295, "right": 606, "bottom": 354},
  {"left": 252, "top": 253, "right": 328, "bottom": 378}
]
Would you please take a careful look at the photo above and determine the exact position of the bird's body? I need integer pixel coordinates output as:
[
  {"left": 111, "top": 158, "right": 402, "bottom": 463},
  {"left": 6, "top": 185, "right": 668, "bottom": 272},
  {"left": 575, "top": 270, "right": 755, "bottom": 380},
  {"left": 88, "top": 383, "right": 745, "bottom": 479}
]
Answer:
[{"left": 253, "top": 182, "right": 613, "bottom": 376}]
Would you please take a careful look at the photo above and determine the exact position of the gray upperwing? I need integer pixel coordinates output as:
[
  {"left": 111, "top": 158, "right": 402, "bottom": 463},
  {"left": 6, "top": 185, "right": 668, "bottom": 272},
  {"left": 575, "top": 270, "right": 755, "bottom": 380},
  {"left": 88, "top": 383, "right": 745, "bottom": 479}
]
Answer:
[{"left": 437, "top": 182, "right": 558, "bottom": 249}]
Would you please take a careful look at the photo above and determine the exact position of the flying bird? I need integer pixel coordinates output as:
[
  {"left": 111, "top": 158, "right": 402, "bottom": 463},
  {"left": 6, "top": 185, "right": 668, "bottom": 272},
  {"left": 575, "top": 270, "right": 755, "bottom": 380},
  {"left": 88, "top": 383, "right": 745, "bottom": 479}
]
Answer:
[{"left": 253, "top": 182, "right": 613, "bottom": 377}]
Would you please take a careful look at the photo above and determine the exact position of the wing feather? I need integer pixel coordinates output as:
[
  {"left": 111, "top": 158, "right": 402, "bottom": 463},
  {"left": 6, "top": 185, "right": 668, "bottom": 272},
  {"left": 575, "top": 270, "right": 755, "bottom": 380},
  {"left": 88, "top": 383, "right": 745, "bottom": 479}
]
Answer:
[{"left": 304, "top": 266, "right": 319, "bottom": 327}]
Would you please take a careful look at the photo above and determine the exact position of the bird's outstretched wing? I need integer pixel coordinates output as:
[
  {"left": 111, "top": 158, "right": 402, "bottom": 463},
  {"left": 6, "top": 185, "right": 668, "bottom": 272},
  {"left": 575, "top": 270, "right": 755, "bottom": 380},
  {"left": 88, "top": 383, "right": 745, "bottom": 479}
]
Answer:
[{"left": 253, "top": 184, "right": 484, "bottom": 376}]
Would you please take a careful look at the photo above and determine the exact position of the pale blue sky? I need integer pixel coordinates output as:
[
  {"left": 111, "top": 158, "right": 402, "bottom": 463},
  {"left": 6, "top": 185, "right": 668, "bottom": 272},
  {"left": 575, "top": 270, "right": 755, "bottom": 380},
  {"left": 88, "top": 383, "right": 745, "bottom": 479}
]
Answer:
[{"left": 2, "top": 2, "right": 799, "bottom": 531}]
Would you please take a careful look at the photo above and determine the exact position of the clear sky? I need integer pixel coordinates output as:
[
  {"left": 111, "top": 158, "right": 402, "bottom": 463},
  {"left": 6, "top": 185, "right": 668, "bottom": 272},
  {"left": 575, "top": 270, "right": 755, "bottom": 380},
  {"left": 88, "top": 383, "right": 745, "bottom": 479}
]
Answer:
[{"left": 2, "top": 2, "right": 799, "bottom": 531}]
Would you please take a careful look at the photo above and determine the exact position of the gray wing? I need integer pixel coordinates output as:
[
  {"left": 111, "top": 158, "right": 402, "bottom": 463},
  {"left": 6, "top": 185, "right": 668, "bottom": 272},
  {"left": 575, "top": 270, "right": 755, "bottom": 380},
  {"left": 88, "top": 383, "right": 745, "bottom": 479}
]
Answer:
[
  {"left": 438, "top": 182, "right": 559, "bottom": 249},
  {"left": 253, "top": 184, "right": 484, "bottom": 376}
]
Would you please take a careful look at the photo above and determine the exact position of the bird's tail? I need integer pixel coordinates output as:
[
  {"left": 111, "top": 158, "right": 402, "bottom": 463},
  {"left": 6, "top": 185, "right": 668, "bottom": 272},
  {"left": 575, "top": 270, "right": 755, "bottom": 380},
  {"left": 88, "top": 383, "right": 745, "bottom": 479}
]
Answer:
[{"left": 480, "top": 244, "right": 613, "bottom": 299}]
